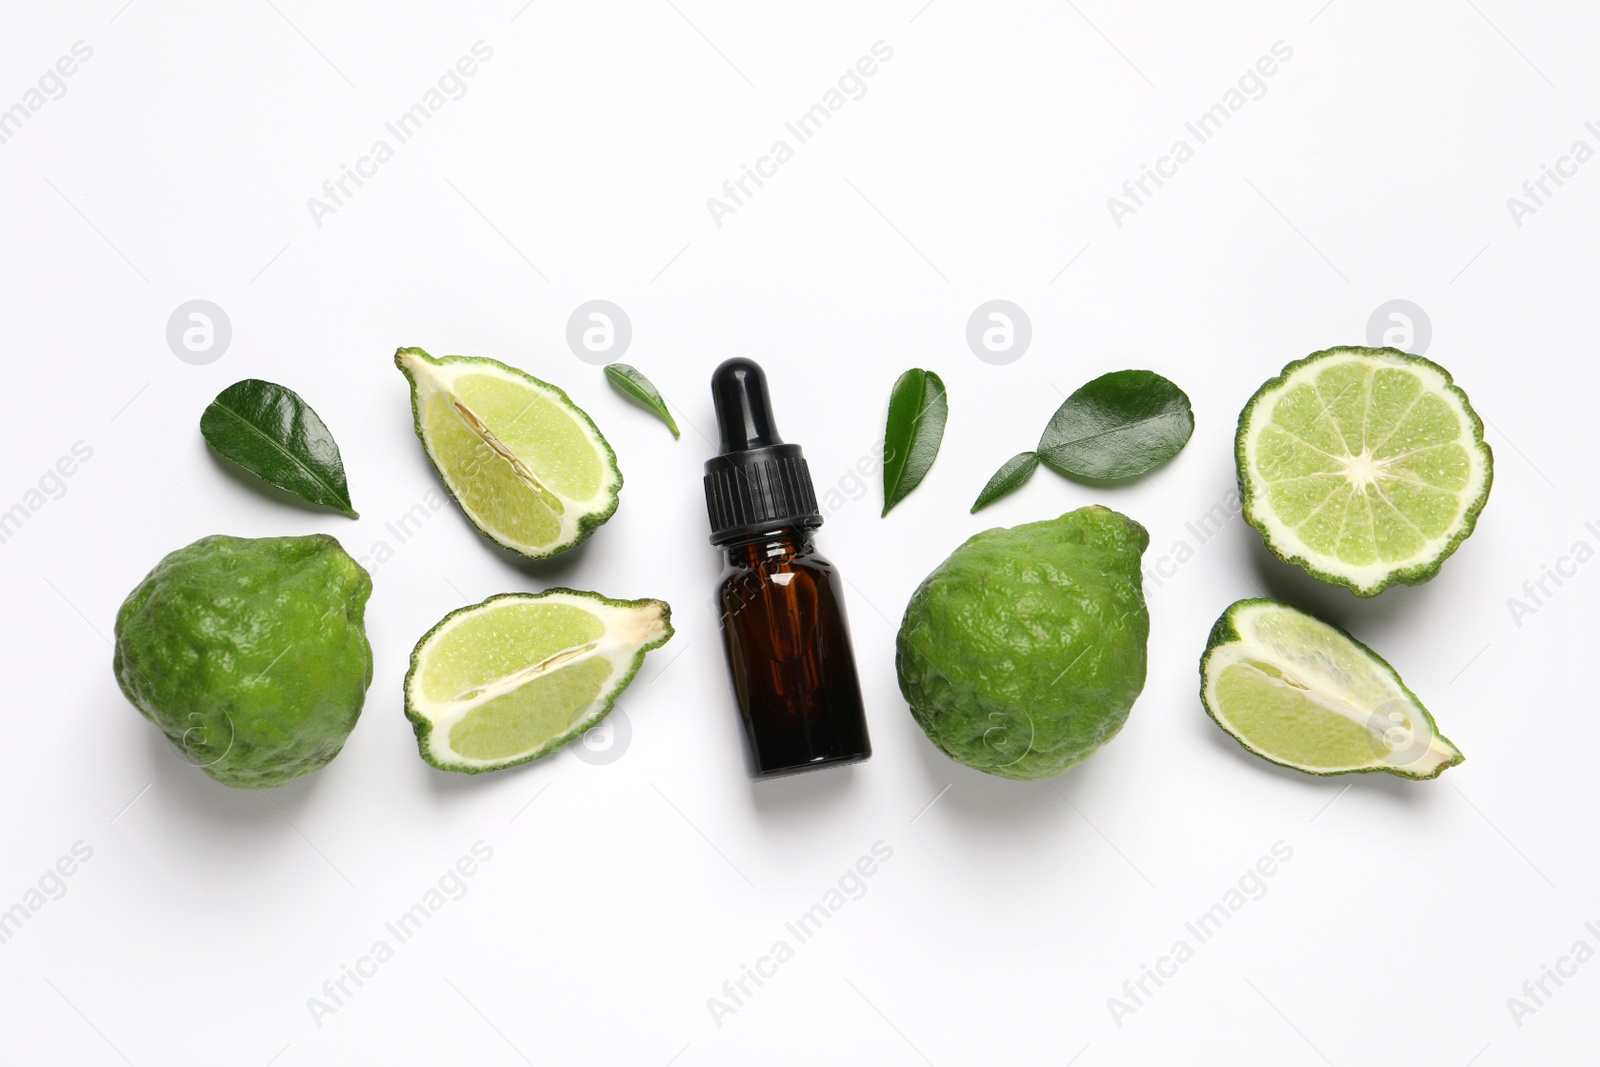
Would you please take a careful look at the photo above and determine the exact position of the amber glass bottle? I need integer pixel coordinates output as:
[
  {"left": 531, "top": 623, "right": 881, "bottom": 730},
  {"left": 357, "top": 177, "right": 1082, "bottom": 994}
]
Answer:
[{"left": 704, "top": 359, "right": 872, "bottom": 779}]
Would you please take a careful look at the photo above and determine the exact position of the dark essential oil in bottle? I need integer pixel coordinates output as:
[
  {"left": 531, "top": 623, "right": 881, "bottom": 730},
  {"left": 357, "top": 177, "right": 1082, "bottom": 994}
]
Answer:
[{"left": 703, "top": 358, "right": 872, "bottom": 780}]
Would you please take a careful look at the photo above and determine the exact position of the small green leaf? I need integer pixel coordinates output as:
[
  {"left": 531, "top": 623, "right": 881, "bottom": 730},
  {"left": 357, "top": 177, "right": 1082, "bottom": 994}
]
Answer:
[
  {"left": 200, "top": 379, "right": 357, "bottom": 518},
  {"left": 970, "top": 451, "right": 1040, "bottom": 513},
  {"left": 882, "top": 368, "right": 949, "bottom": 516},
  {"left": 604, "top": 363, "right": 680, "bottom": 438},
  {"left": 1036, "top": 370, "right": 1194, "bottom": 481}
]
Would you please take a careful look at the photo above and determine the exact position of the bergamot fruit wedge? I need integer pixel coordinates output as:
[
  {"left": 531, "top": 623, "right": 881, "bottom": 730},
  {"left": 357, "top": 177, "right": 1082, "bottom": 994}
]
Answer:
[
  {"left": 405, "top": 589, "right": 672, "bottom": 773},
  {"left": 1200, "top": 598, "right": 1463, "bottom": 779},
  {"left": 1237, "top": 346, "right": 1492, "bottom": 596},
  {"left": 396, "top": 347, "right": 622, "bottom": 559}
]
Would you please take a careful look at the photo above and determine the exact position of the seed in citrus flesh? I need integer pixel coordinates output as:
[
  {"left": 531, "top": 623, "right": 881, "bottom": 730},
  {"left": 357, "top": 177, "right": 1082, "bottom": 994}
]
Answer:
[{"left": 396, "top": 348, "right": 622, "bottom": 560}]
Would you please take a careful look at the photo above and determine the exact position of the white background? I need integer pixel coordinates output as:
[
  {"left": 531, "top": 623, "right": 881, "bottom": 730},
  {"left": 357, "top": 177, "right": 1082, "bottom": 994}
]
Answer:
[{"left": 2, "top": 2, "right": 1596, "bottom": 1064}]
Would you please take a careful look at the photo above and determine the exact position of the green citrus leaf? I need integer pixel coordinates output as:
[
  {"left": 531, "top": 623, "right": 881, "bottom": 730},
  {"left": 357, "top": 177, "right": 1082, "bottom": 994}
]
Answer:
[
  {"left": 882, "top": 368, "right": 948, "bottom": 516},
  {"left": 970, "top": 451, "right": 1040, "bottom": 513},
  {"left": 604, "top": 363, "right": 680, "bottom": 438},
  {"left": 1037, "top": 370, "right": 1193, "bottom": 481},
  {"left": 201, "top": 379, "right": 357, "bottom": 518}
]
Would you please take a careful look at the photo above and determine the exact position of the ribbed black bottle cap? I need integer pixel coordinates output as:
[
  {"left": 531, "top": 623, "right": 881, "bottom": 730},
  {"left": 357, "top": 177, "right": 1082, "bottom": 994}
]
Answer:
[{"left": 703, "top": 359, "right": 823, "bottom": 545}]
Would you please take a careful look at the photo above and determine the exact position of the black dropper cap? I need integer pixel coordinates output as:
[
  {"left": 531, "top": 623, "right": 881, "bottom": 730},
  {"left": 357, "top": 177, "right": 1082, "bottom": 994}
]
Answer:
[{"left": 703, "top": 358, "right": 823, "bottom": 545}]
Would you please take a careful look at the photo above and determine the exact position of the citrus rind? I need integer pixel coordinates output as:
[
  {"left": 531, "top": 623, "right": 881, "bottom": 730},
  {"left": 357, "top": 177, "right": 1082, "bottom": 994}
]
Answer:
[
  {"left": 1236, "top": 346, "right": 1492, "bottom": 596},
  {"left": 404, "top": 589, "right": 672, "bottom": 774},
  {"left": 1200, "top": 598, "right": 1463, "bottom": 780}
]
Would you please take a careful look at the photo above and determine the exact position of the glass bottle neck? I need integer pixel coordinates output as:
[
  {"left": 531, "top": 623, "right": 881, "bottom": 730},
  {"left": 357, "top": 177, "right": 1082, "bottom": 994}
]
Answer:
[{"left": 722, "top": 527, "right": 815, "bottom": 566}]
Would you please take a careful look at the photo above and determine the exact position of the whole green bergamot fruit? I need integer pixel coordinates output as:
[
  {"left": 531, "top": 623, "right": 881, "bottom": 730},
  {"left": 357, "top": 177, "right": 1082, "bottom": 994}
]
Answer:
[
  {"left": 896, "top": 506, "right": 1149, "bottom": 780},
  {"left": 113, "top": 534, "right": 373, "bottom": 788}
]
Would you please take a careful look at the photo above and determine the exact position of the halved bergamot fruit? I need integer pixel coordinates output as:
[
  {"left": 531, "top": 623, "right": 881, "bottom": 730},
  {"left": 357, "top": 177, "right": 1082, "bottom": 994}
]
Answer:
[
  {"left": 1200, "top": 598, "right": 1462, "bottom": 779},
  {"left": 405, "top": 589, "right": 672, "bottom": 774},
  {"left": 396, "top": 348, "right": 622, "bottom": 559},
  {"left": 1237, "top": 346, "right": 1492, "bottom": 596}
]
